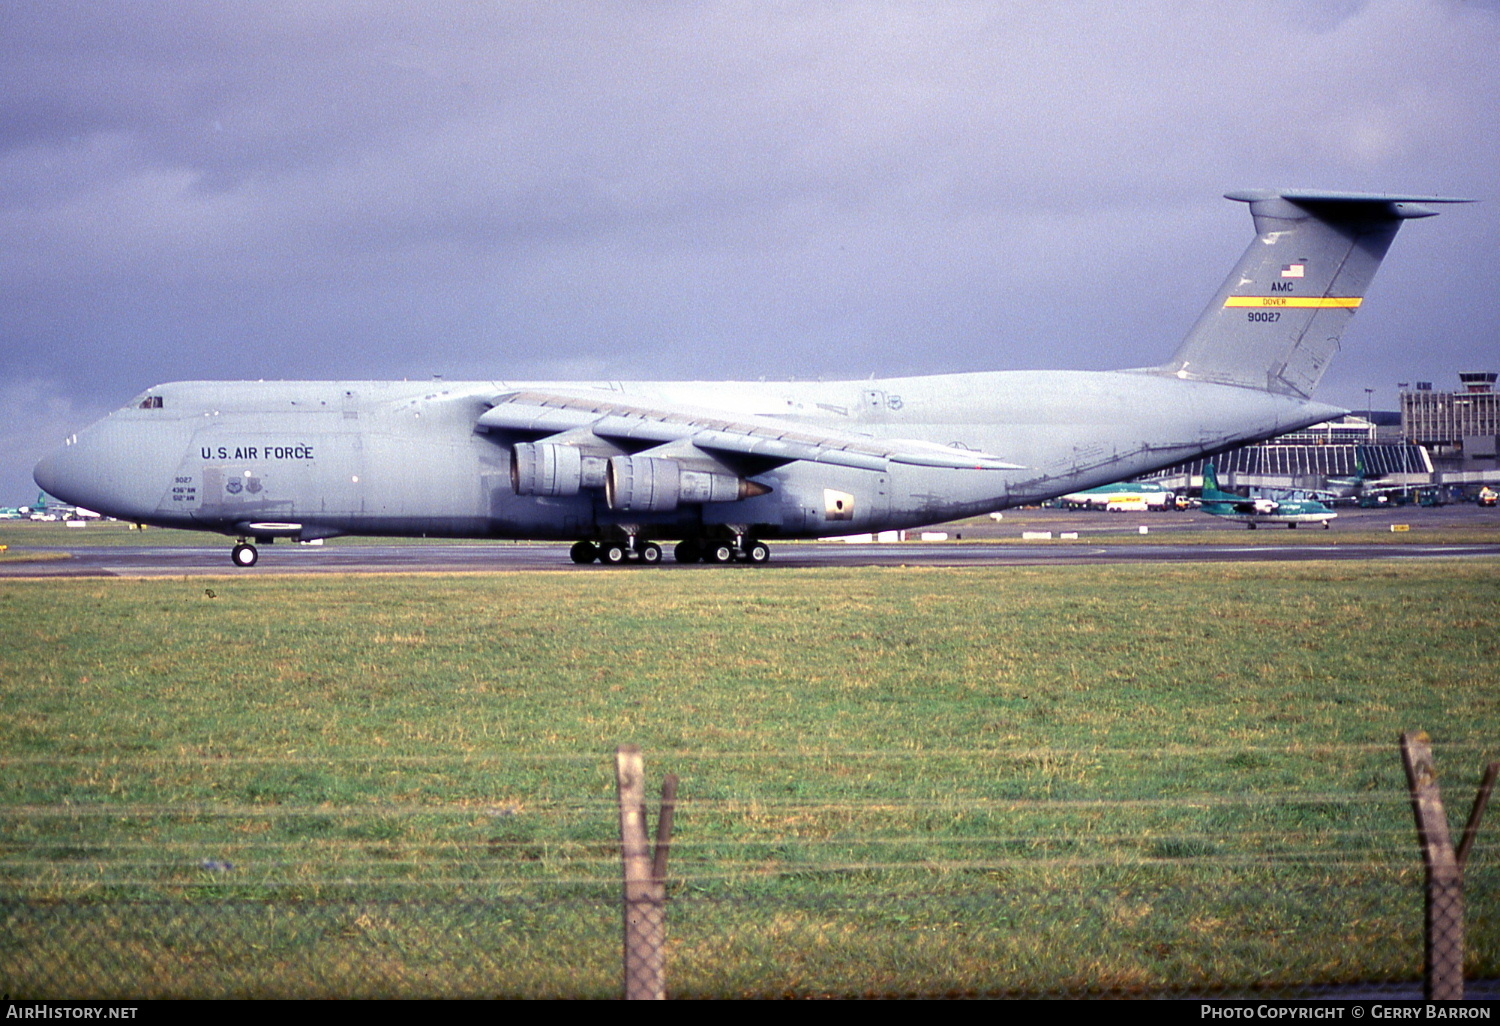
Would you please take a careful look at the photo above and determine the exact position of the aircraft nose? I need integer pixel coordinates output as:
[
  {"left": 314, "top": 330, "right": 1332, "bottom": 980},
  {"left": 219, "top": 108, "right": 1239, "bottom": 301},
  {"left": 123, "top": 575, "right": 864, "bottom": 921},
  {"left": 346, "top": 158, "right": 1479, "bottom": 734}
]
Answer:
[
  {"left": 33, "top": 437, "right": 103, "bottom": 510},
  {"left": 32, "top": 418, "right": 163, "bottom": 520},
  {"left": 31, "top": 448, "right": 65, "bottom": 500}
]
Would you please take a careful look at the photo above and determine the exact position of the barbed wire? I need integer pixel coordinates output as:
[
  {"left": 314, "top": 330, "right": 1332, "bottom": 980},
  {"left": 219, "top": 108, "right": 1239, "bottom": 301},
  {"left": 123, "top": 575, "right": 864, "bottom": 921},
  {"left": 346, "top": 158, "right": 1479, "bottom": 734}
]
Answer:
[
  {"left": 3, "top": 740, "right": 1491, "bottom": 764},
  {"left": 0, "top": 852, "right": 1477, "bottom": 888},
  {"left": 0, "top": 792, "right": 1428, "bottom": 816}
]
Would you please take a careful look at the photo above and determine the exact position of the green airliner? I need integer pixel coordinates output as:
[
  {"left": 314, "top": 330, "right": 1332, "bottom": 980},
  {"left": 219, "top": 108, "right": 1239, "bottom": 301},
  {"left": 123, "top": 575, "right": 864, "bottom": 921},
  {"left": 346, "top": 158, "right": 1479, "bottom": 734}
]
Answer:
[{"left": 1200, "top": 463, "right": 1336, "bottom": 529}]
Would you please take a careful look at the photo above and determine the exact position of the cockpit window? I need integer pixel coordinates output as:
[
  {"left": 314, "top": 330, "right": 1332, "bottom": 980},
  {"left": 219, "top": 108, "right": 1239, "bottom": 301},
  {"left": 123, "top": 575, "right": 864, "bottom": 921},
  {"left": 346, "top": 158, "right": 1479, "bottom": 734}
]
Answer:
[{"left": 138, "top": 395, "right": 163, "bottom": 409}]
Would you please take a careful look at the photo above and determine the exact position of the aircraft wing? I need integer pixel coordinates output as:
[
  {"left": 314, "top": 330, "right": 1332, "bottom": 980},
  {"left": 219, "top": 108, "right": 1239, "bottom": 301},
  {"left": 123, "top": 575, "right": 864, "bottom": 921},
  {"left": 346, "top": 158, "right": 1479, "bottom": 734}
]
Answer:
[{"left": 477, "top": 389, "right": 1023, "bottom": 471}]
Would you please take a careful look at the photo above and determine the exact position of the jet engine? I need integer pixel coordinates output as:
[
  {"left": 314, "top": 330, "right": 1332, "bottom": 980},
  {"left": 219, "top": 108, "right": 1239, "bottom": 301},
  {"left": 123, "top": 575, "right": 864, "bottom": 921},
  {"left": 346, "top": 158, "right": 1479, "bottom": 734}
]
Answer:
[
  {"left": 510, "top": 442, "right": 607, "bottom": 497},
  {"left": 605, "top": 455, "right": 767, "bottom": 512}
]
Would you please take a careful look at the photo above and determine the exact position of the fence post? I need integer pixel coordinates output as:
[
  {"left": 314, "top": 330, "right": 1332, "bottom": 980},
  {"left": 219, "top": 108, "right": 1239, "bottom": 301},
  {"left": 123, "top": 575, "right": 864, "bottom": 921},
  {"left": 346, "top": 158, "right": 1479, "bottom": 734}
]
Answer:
[
  {"left": 617, "top": 744, "right": 668, "bottom": 1000},
  {"left": 1399, "top": 732, "right": 1497, "bottom": 1001}
]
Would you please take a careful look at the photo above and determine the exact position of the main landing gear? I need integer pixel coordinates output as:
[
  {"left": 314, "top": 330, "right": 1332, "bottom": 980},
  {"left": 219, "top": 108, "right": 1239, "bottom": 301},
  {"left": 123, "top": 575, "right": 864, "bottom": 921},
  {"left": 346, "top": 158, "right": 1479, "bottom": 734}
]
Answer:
[
  {"left": 570, "top": 538, "right": 664, "bottom": 565},
  {"left": 230, "top": 541, "right": 259, "bottom": 567},
  {"left": 674, "top": 537, "right": 770, "bottom": 565},
  {"left": 570, "top": 535, "right": 770, "bottom": 567}
]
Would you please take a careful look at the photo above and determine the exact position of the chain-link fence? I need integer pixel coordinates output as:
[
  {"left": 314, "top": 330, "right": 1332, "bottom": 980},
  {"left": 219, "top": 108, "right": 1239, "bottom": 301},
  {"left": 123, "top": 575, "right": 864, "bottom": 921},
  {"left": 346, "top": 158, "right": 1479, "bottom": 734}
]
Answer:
[
  {"left": 5, "top": 874, "right": 1492, "bottom": 998},
  {"left": 3, "top": 748, "right": 1496, "bottom": 998}
]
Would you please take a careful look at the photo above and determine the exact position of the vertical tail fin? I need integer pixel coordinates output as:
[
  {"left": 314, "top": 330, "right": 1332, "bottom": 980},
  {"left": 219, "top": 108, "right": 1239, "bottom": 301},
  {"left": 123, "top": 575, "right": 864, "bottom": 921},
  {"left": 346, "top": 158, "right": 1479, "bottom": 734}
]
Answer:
[
  {"left": 1158, "top": 191, "right": 1469, "bottom": 398},
  {"left": 1201, "top": 462, "right": 1234, "bottom": 501}
]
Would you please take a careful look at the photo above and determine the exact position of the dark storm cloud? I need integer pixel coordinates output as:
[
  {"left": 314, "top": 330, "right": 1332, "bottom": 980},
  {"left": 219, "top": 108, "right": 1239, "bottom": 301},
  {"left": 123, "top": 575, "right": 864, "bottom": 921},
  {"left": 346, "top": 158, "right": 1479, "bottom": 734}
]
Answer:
[{"left": 4, "top": 1, "right": 1497, "bottom": 501}]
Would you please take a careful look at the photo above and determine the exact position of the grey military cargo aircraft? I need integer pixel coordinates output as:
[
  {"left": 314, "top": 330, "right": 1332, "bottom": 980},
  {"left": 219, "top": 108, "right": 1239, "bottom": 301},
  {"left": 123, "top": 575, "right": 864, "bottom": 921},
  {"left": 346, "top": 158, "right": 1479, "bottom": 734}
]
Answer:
[{"left": 34, "top": 189, "right": 1466, "bottom": 567}]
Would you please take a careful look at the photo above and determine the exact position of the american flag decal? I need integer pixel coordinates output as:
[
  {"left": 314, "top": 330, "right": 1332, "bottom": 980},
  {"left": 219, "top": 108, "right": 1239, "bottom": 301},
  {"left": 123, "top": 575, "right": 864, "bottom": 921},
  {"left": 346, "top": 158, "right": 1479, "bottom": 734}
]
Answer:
[{"left": 1281, "top": 263, "right": 1306, "bottom": 278}]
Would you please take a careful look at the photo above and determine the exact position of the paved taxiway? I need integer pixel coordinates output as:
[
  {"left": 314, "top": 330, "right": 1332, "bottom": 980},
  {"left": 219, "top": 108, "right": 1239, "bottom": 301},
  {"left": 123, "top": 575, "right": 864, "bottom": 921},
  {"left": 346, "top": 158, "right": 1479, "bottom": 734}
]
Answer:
[
  {"left": 2, "top": 504, "right": 1495, "bottom": 577},
  {"left": 4, "top": 539, "right": 1499, "bottom": 577}
]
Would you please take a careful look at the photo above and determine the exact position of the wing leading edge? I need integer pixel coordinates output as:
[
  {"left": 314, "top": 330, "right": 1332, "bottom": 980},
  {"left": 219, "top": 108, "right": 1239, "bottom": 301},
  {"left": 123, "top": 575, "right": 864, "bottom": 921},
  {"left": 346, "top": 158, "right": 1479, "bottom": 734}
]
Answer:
[{"left": 476, "top": 389, "right": 1023, "bottom": 472}]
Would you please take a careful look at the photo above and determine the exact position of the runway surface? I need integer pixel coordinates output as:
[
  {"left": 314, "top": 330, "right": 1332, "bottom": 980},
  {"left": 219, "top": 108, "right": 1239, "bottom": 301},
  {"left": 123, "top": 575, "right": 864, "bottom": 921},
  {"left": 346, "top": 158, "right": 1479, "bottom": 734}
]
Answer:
[
  {"left": 6, "top": 538, "right": 1500, "bottom": 577},
  {"left": 3, "top": 505, "right": 1496, "bottom": 577}
]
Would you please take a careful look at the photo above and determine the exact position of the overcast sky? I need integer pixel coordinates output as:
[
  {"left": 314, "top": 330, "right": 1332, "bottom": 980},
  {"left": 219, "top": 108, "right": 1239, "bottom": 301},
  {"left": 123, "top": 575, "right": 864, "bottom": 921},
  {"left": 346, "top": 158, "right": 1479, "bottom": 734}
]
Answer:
[{"left": 3, "top": 1, "right": 1497, "bottom": 502}]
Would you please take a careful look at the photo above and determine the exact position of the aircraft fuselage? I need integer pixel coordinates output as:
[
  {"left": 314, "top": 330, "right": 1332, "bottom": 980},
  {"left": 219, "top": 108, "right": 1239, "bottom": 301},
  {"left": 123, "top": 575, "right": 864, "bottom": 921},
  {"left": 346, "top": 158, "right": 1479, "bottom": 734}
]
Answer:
[{"left": 35, "top": 371, "right": 1338, "bottom": 546}]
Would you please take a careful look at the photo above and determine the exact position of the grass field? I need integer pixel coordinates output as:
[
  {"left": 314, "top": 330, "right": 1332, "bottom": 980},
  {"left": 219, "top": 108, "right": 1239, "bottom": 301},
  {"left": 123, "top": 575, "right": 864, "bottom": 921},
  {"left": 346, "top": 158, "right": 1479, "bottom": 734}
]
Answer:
[{"left": 2, "top": 561, "right": 1498, "bottom": 996}]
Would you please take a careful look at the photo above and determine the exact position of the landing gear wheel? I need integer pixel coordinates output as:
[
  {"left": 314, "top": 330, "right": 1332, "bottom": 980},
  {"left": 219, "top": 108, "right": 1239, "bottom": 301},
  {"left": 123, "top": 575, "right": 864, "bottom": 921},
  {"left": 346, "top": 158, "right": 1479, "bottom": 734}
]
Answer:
[
  {"left": 1246, "top": 523, "right": 1257, "bottom": 530},
  {"left": 674, "top": 540, "right": 702, "bottom": 564},
  {"left": 231, "top": 543, "right": 258, "bottom": 568},
  {"left": 600, "top": 542, "right": 629, "bottom": 566},
  {"left": 569, "top": 540, "right": 598, "bottom": 564},
  {"left": 639, "top": 542, "right": 663, "bottom": 565},
  {"left": 744, "top": 540, "right": 771, "bottom": 564},
  {"left": 706, "top": 542, "right": 735, "bottom": 564}
]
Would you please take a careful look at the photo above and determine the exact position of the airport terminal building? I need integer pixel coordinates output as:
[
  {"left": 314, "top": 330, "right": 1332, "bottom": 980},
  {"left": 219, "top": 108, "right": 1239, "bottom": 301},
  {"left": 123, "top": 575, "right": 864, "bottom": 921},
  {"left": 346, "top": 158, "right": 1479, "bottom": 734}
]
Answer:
[
  {"left": 1147, "top": 372, "right": 1499, "bottom": 497},
  {"left": 1402, "top": 372, "right": 1500, "bottom": 468}
]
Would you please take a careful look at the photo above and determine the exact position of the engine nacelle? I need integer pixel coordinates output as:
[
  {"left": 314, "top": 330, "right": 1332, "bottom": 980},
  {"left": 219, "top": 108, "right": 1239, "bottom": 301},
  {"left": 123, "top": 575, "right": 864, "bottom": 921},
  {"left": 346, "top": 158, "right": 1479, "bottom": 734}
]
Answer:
[
  {"left": 605, "top": 455, "right": 764, "bottom": 512},
  {"left": 511, "top": 443, "right": 606, "bottom": 497}
]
